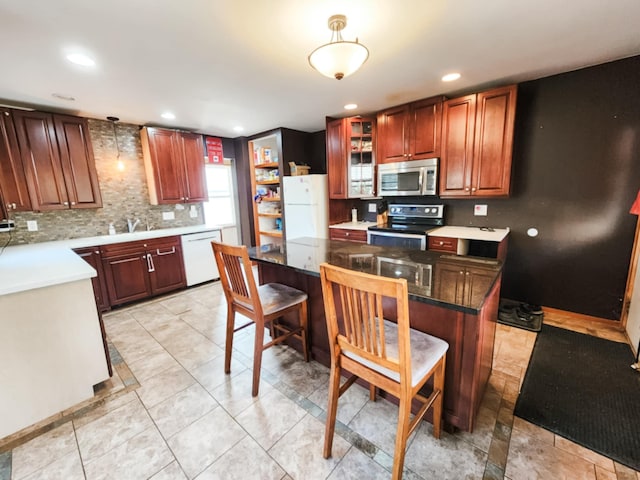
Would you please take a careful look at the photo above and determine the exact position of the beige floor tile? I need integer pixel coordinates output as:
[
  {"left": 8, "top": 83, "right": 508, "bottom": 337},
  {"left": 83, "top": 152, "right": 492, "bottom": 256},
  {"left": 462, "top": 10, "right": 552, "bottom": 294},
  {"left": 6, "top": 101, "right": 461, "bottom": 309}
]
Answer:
[
  {"left": 148, "top": 383, "right": 218, "bottom": 439},
  {"left": 75, "top": 396, "right": 153, "bottom": 463},
  {"left": 615, "top": 462, "right": 640, "bottom": 480},
  {"left": 235, "top": 388, "right": 307, "bottom": 450},
  {"left": 327, "top": 447, "right": 390, "bottom": 480},
  {"left": 190, "top": 353, "right": 248, "bottom": 393},
  {"left": 135, "top": 364, "right": 196, "bottom": 409},
  {"left": 264, "top": 351, "right": 330, "bottom": 397},
  {"left": 210, "top": 369, "right": 275, "bottom": 416},
  {"left": 72, "top": 390, "right": 139, "bottom": 430},
  {"left": 167, "top": 408, "right": 246, "bottom": 479},
  {"left": 269, "top": 414, "right": 351, "bottom": 480},
  {"left": 405, "top": 422, "right": 488, "bottom": 480},
  {"left": 20, "top": 448, "right": 84, "bottom": 480},
  {"left": 511, "top": 417, "right": 554, "bottom": 445},
  {"left": 308, "top": 378, "right": 370, "bottom": 426},
  {"left": 11, "top": 422, "right": 77, "bottom": 480},
  {"left": 195, "top": 436, "right": 286, "bottom": 480},
  {"left": 348, "top": 396, "right": 406, "bottom": 455},
  {"left": 127, "top": 348, "right": 181, "bottom": 383},
  {"left": 595, "top": 465, "right": 618, "bottom": 480},
  {"left": 157, "top": 325, "right": 225, "bottom": 371},
  {"left": 457, "top": 404, "right": 498, "bottom": 453},
  {"left": 150, "top": 460, "right": 188, "bottom": 479},
  {"left": 506, "top": 424, "right": 597, "bottom": 480},
  {"left": 83, "top": 426, "right": 174, "bottom": 480},
  {"left": 554, "top": 435, "right": 615, "bottom": 471}
]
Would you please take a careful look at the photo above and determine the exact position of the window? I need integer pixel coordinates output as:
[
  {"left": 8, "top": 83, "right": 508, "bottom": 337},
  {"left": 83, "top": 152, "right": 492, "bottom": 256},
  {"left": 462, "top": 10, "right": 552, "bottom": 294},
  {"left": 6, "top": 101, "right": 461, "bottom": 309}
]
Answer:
[{"left": 203, "top": 163, "right": 237, "bottom": 226}]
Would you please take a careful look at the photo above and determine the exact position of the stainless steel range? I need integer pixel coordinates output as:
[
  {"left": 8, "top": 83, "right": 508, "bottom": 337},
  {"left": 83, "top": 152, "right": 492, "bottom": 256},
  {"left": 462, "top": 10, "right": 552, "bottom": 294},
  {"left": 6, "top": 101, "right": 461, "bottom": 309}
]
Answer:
[{"left": 367, "top": 204, "right": 444, "bottom": 250}]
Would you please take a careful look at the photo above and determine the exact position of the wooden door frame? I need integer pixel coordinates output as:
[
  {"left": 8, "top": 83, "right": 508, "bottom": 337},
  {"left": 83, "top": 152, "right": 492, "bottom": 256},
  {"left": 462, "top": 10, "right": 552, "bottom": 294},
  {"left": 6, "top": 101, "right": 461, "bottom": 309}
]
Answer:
[{"left": 621, "top": 216, "right": 640, "bottom": 351}]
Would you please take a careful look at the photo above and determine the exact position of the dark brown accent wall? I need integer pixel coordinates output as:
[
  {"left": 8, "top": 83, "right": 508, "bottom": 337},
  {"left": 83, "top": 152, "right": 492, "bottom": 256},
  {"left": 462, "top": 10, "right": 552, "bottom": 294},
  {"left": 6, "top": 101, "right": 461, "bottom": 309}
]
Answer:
[{"left": 441, "top": 55, "right": 640, "bottom": 320}]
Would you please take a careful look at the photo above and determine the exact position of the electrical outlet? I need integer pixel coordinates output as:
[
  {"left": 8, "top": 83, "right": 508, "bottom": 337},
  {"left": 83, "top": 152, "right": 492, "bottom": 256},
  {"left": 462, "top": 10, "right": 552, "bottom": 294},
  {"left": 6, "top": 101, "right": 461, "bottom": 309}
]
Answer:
[
  {"left": 189, "top": 205, "right": 198, "bottom": 218},
  {"left": 368, "top": 203, "right": 377, "bottom": 213},
  {"left": 474, "top": 205, "right": 488, "bottom": 216},
  {"left": 27, "top": 220, "right": 38, "bottom": 231},
  {"left": 162, "top": 211, "right": 175, "bottom": 221}
]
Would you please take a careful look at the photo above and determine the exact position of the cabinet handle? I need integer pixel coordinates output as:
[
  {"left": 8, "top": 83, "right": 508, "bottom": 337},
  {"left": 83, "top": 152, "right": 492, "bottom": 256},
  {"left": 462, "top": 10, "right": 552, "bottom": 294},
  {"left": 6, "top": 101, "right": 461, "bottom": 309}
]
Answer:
[
  {"left": 466, "top": 271, "right": 470, "bottom": 275},
  {"left": 439, "top": 241, "right": 443, "bottom": 245},
  {"left": 464, "top": 187, "right": 470, "bottom": 192},
  {"left": 459, "top": 271, "right": 464, "bottom": 275},
  {"left": 3, "top": 111, "right": 8, "bottom": 117},
  {"left": 71, "top": 201, "right": 76, "bottom": 205},
  {"left": 95, "top": 250, "right": 100, "bottom": 255},
  {"left": 146, "top": 253, "right": 155, "bottom": 272},
  {"left": 185, "top": 197, "right": 189, "bottom": 201},
  {"left": 11, "top": 203, "right": 16, "bottom": 209},
  {"left": 63, "top": 201, "right": 69, "bottom": 206},
  {"left": 471, "top": 187, "right": 476, "bottom": 192},
  {"left": 156, "top": 247, "right": 176, "bottom": 256},
  {"left": 345, "top": 232, "right": 350, "bottom": 236}
]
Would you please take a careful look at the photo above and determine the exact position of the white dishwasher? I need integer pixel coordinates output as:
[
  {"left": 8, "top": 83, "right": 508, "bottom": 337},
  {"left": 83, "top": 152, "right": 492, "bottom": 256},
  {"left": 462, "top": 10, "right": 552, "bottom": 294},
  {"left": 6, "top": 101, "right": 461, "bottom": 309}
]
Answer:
[{"left": 180, "top": 230, "right": 222, "bottom": 286}]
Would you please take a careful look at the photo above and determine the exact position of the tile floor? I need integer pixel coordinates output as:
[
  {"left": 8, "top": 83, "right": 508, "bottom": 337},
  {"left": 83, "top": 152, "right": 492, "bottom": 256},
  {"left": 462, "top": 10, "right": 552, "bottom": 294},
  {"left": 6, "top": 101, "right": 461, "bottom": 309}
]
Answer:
[{"left": 1, "top": 282, "right": 639, "bottom": 480}]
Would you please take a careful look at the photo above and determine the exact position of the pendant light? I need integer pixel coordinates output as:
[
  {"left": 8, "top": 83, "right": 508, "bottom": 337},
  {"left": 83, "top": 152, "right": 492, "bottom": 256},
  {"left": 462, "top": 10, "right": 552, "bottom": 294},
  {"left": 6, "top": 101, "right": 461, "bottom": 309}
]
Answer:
[
  {"left": 107, "top": 116, "right": 124, "bottom": 171},
  {"left": 308, "top": 15, "right": 369, "bottom": 80}
]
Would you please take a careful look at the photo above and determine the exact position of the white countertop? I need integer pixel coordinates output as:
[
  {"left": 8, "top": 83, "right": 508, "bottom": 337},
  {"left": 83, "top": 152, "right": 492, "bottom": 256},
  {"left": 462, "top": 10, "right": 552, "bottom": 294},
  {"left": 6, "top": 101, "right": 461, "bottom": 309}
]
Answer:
[
  {"left": 329, "top": 221, "right": 378, "bottom": 231},
  {"left": 0, "top": 224, "right": 225, "bottom": 296},
  {"left": 428, "top": 226, "right": 510, "bottom": 242}
]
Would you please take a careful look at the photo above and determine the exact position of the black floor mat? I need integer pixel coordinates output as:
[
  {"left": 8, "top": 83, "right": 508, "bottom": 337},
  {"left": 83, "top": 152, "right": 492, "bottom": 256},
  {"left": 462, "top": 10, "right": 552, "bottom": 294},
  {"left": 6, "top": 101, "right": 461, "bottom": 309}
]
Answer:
[{"left": 514, "top": 325, "right": 640, "bottom": 470}]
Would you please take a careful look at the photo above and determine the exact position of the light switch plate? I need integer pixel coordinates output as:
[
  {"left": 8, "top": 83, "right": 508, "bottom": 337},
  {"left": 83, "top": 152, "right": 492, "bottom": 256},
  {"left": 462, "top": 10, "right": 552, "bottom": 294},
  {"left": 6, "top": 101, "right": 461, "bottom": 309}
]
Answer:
[
  {"left": 368, "top": 203, "right": 377, "bottom": 213},
  {"left": 189, "top": 205, "right": 198, "bottom": 218},
  {"left": 27, "top": 220, "right": 38, "bottom": 231},
  {"left": 474, "top": 205, "right": 488, "bottom": 216},
  {"left": 162, "top": 211, "right": 175, "bottom": 220}
]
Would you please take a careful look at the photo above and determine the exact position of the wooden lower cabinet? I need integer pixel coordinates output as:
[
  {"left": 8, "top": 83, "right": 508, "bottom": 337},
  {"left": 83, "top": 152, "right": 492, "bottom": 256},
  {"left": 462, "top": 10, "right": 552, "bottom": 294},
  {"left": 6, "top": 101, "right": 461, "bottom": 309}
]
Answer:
[
  {"left": 73, "top": 247, "right": 110, "bottom": 312},
  {"left": 101, "top": 236, "right": 186, "bottom": 306},
  {"left": 329, "top": 228, "right": 367, "bottom": 243},
  {"left": 434, "top": 260, "right": 497, "bottom": 307}
]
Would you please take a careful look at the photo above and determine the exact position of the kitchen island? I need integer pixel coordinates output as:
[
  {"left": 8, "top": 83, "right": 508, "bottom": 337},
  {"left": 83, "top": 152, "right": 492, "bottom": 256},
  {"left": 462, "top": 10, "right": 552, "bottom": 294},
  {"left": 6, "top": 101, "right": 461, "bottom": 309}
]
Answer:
[{"left": 249, "top": 237, "right": 503, "bottom": 432}]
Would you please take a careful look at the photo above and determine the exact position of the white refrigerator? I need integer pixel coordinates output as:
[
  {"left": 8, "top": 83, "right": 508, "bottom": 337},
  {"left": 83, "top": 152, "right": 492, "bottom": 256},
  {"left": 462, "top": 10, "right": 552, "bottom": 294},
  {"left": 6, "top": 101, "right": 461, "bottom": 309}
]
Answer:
[{"left": 283, "top": 174, "right": 329, "bottom": 241}]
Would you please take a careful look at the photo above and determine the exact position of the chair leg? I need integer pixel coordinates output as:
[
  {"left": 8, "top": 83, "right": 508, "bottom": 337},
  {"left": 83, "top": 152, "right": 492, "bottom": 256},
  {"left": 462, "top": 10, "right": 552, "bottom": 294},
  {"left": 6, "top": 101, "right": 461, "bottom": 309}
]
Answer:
[
  {"left": 432, "top": 356, "right": 446, "bottom": 439},
  {"left": 224, "top": 309, "right": 235, "bottom": 374},
  {"left": 392, "top": 394, "right": 412, "bottom": 480},
  {"left": 323, "top": 363, "right": 341, "bottom": 459},
  {"left": 369, "top": 384, "right": 377, "bottom": 401},
  {"left": 299, "top": 300, "right": 310, "bottom": 362},
  {"left": 252, "top": 320, "right": 266, "bottom": 397}
]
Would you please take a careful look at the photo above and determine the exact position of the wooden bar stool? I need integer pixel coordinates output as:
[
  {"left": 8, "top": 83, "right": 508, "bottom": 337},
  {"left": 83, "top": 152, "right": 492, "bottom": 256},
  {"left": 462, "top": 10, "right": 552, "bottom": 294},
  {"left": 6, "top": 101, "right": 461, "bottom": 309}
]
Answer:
[
  {"left": 212, "top": 241, "right": 310, "bottom": 396},
  {"left": 319, "top": 262, "right": 448, "bottom": 480}
]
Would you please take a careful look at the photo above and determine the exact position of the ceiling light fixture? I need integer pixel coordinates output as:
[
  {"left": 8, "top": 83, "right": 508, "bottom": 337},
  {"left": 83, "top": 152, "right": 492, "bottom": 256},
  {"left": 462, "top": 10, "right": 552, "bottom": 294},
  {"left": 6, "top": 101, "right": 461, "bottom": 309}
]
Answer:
[
  {"left": 442, "top": 72, "right": 461, "bottom": 82},
  {"left": 308, "top": 14, "right": 369, "bottom": 80},
  {"left": 107, "top": 116, "right": 124, "bottom": 172},
  {"left": 344, "top": 103, "right": 358, "bottom": 110},
  {"left": 66, "top": 53, "right": 95, "bottom": 67},
  {"left": 161, "top": 112, "right": 176, "bottom": 120},
  {"left": 233, "top": 126, "right": 244, "bottom": 133}
]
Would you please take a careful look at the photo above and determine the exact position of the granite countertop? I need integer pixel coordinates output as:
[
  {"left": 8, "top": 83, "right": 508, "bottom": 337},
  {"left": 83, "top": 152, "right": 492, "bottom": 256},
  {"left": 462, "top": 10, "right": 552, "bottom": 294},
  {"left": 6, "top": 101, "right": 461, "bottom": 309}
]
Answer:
[
  {"left": 248, "top": 237, "right": 503, "bottom": 314},
  {"left": 0, "top": 224, "right": 225, "bottom": 296}
]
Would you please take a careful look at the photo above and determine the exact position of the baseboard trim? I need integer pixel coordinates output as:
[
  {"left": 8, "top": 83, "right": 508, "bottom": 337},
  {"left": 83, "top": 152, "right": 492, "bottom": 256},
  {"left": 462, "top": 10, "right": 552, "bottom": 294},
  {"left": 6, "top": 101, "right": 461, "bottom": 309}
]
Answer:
[{"left": 541, "top": 306, "right": 623, "bottom": 329}]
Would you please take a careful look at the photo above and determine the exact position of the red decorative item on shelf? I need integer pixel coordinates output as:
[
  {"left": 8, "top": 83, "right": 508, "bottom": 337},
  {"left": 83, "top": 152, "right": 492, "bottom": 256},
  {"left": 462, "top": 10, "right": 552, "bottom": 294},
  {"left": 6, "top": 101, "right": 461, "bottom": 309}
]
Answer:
[
  {"left": 630, "top": 190, "right": 640, "bottom": 216},
  {"left": 205, "top": 136, "right": 224, "bottom": 164}
]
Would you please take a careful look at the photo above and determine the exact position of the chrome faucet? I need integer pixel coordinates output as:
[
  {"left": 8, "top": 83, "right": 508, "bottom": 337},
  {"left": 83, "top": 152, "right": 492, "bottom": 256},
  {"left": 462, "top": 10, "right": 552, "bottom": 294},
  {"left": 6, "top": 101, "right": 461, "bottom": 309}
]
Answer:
[{"left": 127, "top": 218, "right": 140, "bottom": 233}]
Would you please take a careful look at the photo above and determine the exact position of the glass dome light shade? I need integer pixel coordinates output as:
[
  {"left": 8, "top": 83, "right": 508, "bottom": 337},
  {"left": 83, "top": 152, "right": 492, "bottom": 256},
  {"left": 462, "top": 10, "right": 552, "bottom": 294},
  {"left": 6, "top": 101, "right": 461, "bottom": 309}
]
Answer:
[{"left": 308, "top": 40, "right": 369, "bottom": 80}]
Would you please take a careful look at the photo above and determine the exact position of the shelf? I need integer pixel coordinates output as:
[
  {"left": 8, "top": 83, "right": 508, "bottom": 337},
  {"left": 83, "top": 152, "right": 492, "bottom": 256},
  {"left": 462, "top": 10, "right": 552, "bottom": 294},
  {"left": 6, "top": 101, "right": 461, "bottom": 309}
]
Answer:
[
  {"left": 258, "top": 212, "right": 282, "bottom": 218},
  {"left": 260, "top": 230, "right": 283, "bottom": 238},
  {"left": 257, "top": 179, "right": 280, "bottom": 185},
  {"left": 260, "top": 197, "right": 281, "bottom": 202},
  {"left": 255, "top": 162, "right": 279, "bottom": 168}
]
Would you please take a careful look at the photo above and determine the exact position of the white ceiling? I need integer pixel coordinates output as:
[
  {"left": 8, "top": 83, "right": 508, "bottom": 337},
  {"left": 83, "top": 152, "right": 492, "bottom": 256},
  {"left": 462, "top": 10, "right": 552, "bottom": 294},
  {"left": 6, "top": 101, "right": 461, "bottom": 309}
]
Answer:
[{"left": 0, "top": 0, "right": 639, "bottom": 138}]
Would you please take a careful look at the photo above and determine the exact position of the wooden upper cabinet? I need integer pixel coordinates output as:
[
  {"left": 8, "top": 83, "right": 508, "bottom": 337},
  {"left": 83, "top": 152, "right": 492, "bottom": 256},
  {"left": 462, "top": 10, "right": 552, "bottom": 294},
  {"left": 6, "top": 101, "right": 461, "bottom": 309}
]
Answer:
[
  {"left": 13, "top": 110, "right": 102, "bottom": 211},
  {"left": 472, "top": 86, "right": 517, "bottom": 197},
  {"left": 0, "top": 109, "right": 31, "bottom": 216},
  {"left": 440, "top": 85, "right": 517, "bottom": 198},
  {"left": 178, "top": 132, "right": 208, "bottom": 202},
  {"left": 326, "top": 118, "right": 347, "bottom": 199},
  {"left": 141, "top": 127, "right": 207, "bottom": 205},
  {"left": 54, "top": 114, "right": 102, "bottom": 208},
  {"left": 326, "top": 116, "right": 375, "bottom": 199},
  {"left": 377, "top": 96, "right": 443, "bottom": 164}
]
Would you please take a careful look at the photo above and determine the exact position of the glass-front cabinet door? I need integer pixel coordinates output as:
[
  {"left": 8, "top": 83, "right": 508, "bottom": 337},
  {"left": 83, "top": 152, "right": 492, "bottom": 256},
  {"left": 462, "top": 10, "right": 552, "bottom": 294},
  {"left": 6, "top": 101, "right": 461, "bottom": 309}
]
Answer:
[{"left": 348, "top": 117, "right": 375, "bottom": 197}]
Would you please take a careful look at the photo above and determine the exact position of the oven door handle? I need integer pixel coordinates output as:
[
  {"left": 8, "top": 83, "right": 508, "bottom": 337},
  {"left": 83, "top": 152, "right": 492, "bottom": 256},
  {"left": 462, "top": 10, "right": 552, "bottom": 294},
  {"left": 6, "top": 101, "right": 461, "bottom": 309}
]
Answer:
[{"left": 367, "top": 230, "right": 426, "bottom": 239}]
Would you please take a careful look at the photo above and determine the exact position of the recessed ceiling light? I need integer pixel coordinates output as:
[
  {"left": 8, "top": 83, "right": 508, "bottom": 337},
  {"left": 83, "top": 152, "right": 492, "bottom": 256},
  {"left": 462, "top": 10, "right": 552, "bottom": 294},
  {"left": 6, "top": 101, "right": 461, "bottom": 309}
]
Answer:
[
  {"left": 52, "top": 93, "right": 75, "bottom": 101},
  {"left": 161, "top": 112, "right": 176, "bottom": 120},
  {"left": 233, "top": 126, "right": 244, "bottom": 133},
  {"left": 344, "top": 103, "right": 358, "bottom": 110},
  {"left": 66, "top": 53, "right": 96, "bottom": 67},
  {"left": 442, "top": 73, "right": 461, "bottom": 82}
]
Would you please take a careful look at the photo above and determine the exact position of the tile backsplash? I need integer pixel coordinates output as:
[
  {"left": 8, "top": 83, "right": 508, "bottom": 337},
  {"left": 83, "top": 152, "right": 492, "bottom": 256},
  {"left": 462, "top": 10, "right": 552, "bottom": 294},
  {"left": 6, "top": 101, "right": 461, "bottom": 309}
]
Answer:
[{"left": 5, "top": 119, "right": 204, "bottom": 245}]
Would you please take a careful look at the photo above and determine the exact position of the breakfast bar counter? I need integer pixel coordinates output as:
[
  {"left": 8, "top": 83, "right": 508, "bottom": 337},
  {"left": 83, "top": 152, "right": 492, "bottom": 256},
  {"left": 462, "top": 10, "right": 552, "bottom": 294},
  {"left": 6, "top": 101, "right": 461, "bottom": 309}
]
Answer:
[{"left": 248, "top": 237, "right": 503, "bottom": 432}]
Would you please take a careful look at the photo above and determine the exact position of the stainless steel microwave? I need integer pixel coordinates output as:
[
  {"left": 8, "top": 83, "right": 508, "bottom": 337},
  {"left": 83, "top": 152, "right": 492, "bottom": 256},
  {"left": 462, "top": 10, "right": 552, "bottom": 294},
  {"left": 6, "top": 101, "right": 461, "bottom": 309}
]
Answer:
[{"left": 377, "top": 158, "right": 438, "bottom": 196}]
